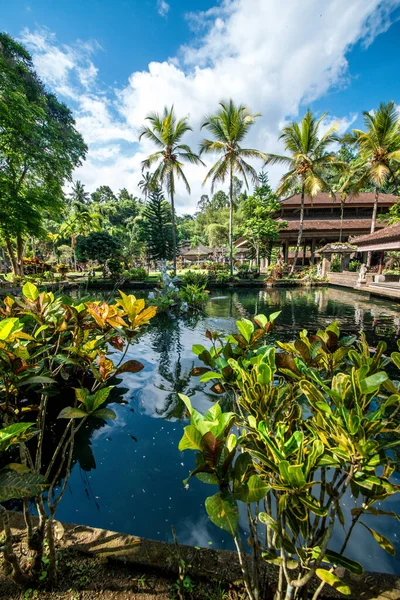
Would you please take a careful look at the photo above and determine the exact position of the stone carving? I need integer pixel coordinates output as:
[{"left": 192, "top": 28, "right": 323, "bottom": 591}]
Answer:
[{"left": 358, "top": 263, "right": 367, "bottom": 283}]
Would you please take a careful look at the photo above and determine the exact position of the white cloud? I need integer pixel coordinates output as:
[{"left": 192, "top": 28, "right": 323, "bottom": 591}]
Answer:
[
  {"left": 20, "top": 0, "right": 400, "bottom": 213},
  {"left": 157, "top": 0, "right": 170, "bottom": 18}
]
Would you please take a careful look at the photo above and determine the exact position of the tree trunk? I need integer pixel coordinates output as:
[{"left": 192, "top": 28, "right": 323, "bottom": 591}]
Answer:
[
  {"left": 290, "top": 184, "right": 305, "bottom": 275},
  {"left": 16, "top": 234, "right": 24, "bottom": 277},
  {"left": 229, "top": 163, "right": 233, "bottom": 277},
  {"left": 170, "top": 190, "right": 177, "bottom": 275},
  {"left": 4, "top": 237, "right": 18, "bottom": 276},
  {"left": 367, "top": 187, "right": 379, "bottom": 267},
  {"left": 339, "top": 199, "right": 345, "bottom": 243}
]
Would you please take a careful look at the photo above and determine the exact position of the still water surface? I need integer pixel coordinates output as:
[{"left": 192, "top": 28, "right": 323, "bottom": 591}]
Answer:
[{"left": 56, "top": 287, "right": 400, "bottom": 573}]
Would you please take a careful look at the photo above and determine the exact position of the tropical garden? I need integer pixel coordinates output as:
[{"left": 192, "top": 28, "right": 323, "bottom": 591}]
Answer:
[{"left": 0, "top": 31, "right": 399, "bottom": 600}]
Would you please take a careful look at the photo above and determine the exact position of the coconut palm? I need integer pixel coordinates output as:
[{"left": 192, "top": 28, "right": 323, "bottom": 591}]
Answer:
[
  {"left": 69, "top": 180, "right": 90, "bottom": 205},
  {"left": 265, "top": 110, "right": 340, "bottom": 274},
  {"left": 138, "top": 171, "right": 155, "bottom": 200},
  {"left": 139, "top": 106, "right": 204, "bottom": 273},
  {"left": 200, "top": 99, "right": 267, "bottom": 276},
  {"left": 343, "top": 102, "right": 400, "bottom": 263}
]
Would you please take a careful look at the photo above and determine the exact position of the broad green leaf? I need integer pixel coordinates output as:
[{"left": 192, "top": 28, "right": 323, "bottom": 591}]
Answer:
[
  {"left": 91, "top": 386, "right": 114, "bottom": 411},
  {"left": 205, "top": 491, "right": 238, "bottom": 534},
  {"left": 391, "top": 351, "right": 400, "bottom": 370},
  {"left": 199, "top": 371, "right": 222, "bottom": 383},
  {"left": 235, "top": 474, "right": 269, "bottom": 503},
  {"left": 75, "top": 388, "right": 89, "bottom": 405},
  {"left": 17, "top": 375, "right": 56, "bottom": 387},
  {"left": 236, "top": 319, "right": 254, "bottom": 343},
  {"left": 279, "top": 461, "right": 306, "bottom": 488},
  {"left": 22, "top": 281, "right": 39, "bottom": 302},
  {"left": 361, "top": 523, "right": 395, "bottom": 555},
  {"left": 204, "top": 403, "right": 222, "bottom": 422},
  {"left": 196, "top": 472, "right": 218, "bottom": 485},
  {"left": 299, "top": 494, "right": 327, "bottom": 516},
  {"left": 259, "top": 512, "right": 279, "bottom": 533},
  {"left": 192, "top": 344, "right": 207, "bottom": 356},
  {"left": 92, "top": 408, "right": 117, "bottom": 420},
  {"left": 0, "top": 423, "right": 37, "bottom": 452},
  {"left": 115, "top": 360, "right": 144, "bottom": 375},
  {"left": 57, "top": 407, "right": 88, "bottom": 419},
  {"left": 0, "top": 318, "right": 21, "bottom": 341},
  {"left": 0, "top": 471, "right": 47, "bottom": 502},
  {"left": 253, "top": 314, "right": 268, "bottom": 329},
  {"left": 315, "top": 569, "right": 351, "bottom": 595},
  {"left": 360, "top": 372, "right": 388, "bottom": 395},
  {"left": 323, "top": 549, "right": 364, "bottom": 575},
  {"left": 178, "top": 425, "right": 203, "bottom": 451},
  {"left": 269, "top": 311, "right": 281, "bottom": 323}
]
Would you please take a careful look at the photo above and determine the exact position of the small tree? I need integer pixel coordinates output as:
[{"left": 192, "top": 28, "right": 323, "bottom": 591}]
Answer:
[
  {"left": 75, "top": 231, "right": 120, "bottom": 264},
  {"left": 142, "top": 188, "right": 174, "bottom": 261}
]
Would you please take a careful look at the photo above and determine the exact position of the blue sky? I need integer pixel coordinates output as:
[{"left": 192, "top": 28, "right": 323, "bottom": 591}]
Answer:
[{"left": 1, "top": 0, "right": 400, "bottom": 212}]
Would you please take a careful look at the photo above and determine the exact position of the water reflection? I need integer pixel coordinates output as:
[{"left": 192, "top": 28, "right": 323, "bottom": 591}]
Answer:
[{"left": 54, "top": 286, "right": 400, "bottom": 573}]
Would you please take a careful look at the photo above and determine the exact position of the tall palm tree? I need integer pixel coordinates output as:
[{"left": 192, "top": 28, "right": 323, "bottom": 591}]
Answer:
[
  {"left": 265, "top": 110, "right": 339, "bottom": 274},
  {"left": 343, "top": 101, "right": 400, "bottom": 264},
  {"left": 200, "top": 99, "right": 266, "bottom": 276},
  {"left": 139, "top": 106, "right": 204, "bottom": 273},
  {"left": 69, "top": 180, "right": 90, "bottom": 205},
  {"left": 138, "top": 171, "right": 155, "bottom": 201}
]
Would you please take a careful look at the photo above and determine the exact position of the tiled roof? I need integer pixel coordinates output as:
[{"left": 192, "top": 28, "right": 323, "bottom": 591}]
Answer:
[
  {"left": 181, "top": 243, "right": 213, "bottom": 256},
  {"left": 280, "top": 193, "right": 397, "bottom": 207},
  {"left": 351, "top": 222, "right": 400, "bottom": 245},
  {"left": 279, "top": 219, "right": 386, "bottom": 232}
]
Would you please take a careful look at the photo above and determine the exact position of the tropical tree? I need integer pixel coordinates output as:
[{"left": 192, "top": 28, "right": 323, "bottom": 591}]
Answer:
[
  {"left": 69, "top": 180, "right": 90, "bottom": 205},
  {"left": 0, "top": 33, "right": 87, "bottom": 276},
  {"left": 343, "top": 101, "right": 400, "bottom": 264},
  {"left": 265, "top": 110, "right": 340, "bottom": 274},
  {"left": 200, "top": 99, "right": 267, "bottom": 276},
  {"left": 142, "top": 187, "right": 174, "bottom": 261},
  {"left": 138, "top": 171, "right": 155, "bottom": 200},
  {"left": 139, "top": 106, "right": 204, "bottom": 273}
]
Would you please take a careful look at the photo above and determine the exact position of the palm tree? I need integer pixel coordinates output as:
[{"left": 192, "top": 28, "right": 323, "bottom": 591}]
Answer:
[
  {"left": 139, "top": 106, "right": 204, "bottom": 273},
  {"left": 69, "top": 180, "right": 90, "bottom": 205},
  {"left": 200, "top": 99, "right": 266, "bottom": 276},
  {"left": 138, "top": 171, "right": 155, "bottom": 200},
  {"left": 265, "top": 110, "right": 339, "bottom": 275},
  {"left": 343, "top": 101, "right": 400, "bottom": 264}
]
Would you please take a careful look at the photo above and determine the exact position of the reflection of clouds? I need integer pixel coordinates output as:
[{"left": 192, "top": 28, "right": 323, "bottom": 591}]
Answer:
[{"left": 175, "top": 513, "right": 225, "bottom": 548}]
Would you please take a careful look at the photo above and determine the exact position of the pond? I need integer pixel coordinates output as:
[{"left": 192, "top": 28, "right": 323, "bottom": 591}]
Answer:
[{"left": 55, "top": 286, "right": 400, "bottom": 574}]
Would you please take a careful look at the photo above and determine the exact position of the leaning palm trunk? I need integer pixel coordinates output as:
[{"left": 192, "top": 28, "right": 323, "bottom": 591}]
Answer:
[
  {"left": 170, "top": 190, "right": 177, "bottom": 274},
  {"left": 229, "top": 163, "right": 234, "bottom": 277},
  {"left": 367, "top": 186, "right": 379, "bottom": 267},
  {"left": 290, "top": 185, "right": 305, "bottom": 275}
]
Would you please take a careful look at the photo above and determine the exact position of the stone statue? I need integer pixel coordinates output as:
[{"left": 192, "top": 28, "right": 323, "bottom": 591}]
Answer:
[
  {"left": 358, "top": 263, "right": 367, "bottom": 283},
  {"left": 317, "top": 263, "right": 322, "bottom": 277}
]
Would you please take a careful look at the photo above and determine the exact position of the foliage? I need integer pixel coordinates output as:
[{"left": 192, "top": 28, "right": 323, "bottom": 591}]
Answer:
[
  {"left": 107, "top": 257, "right": 123, "bottom": 277},
  {"left": 0, "top": 283, "right": 156, "bottom": 586},
  {"left": 0, "top": 33, "right": 87, "bottom": 276},
  {"left": 181, "top": 270, "right": 209, "bottom": 287},
  {"left": 75, "top": 231, "right": 121, "bottom": 264},
  {"left": 179, "top": 284, "right": 209, "bottom": 309},
  {"left": 141, "top": 187, "right": 174, "bottom": 261},
  {"left": 348, "top": 259, "right": 361, "bottom": 272},
  {"left": 330, "top": 256, "right": 342, "bottom": 272},
  {"left": 179, "top": 319, "right": 400, "bottom": 600}
]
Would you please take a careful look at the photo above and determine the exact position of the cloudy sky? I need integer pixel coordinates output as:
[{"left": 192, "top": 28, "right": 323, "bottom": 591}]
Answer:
[{"left": 2, "top": 0, "right": 400, "bottom": 213}]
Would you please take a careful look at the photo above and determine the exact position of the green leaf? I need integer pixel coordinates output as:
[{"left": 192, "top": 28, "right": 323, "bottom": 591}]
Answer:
[
  {"left": 0, "top": 471, "right": 47, "bottom": 502},
  {"left": 196, "top": 472, "right": 218, "bottom": 485},
  {"left": 236, "top": 319, "right": 254, "bottom": 343},
  {"left": 259, "top": 512, "right": 279, "bottom": 533},
  {"left": 178, "top": 425, "right": 203, "bottom": 451},
  {"left": 199, "top": 371, "right": 222, "bottom": 383},
  {"left": 92, "top": 408, "right": 117, "bottom": 420},
  {"left": 192, "top": 344, "right": 207, "bottom": 356},
  {"left": 235, "top": 474, "right": 269, "bottom": 503},
  {"left": 360, "top": 372, "right": 388, "bottom": 395},
  {"left": 57, "top": 407, "right": 87, "bottom": 419},
  {"left": 0, "top": 423, "right": 37, "bottom": 452},
  {"left": 323, "top": 549, "right": 364, "bottom": 575},
  {"left": 253, "top": 314, "right": 268, "bottom": 329},
  {"left": 115, "top": 360, "right": 144, "bottom": 375},
  {"left": 315, "top": 569, "right": 351, "bottom": 595},
  {"left": 17, "top": 375, "right": 56, "bottom": 387},
  {"left": 279, "top": 461, "right": 306, "bottom": 488},
  {"left": 22, "top": 281, "right": 39, "bottom": 302},
  {"left": 205, "top": 491, "right": 238, "bottom": 534},
  {"left": 269, "top": 310, "right": 281, "bottom": 323},
  {"left": 91, "top": 386, "right": 114, "bottom": 411},
  {"left": 0, "top": 318, "right": 21, "bottom": 341},
  {"left": 360, "top": 523, "right": 395, "bottom": 555},
  {"left": 391, "top": 351, "right": 400, "bottom": 370}
]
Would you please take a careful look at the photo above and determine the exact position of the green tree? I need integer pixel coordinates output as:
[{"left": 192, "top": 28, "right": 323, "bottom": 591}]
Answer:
[
  {"left": 75, "top": 231, "right": 120, "bottom": 263},
  {"left": 343, "top": 102, "right": 400, "bottom": 262},
  {"left": 91, "top": 185, "right": 117, "bottom": 204},
  {"left": 69, "top": 180, "right": 90, "bottom": 205},
  {"left": 265, "top": 110, "right": 339, "bottom": 274},
  {"left": 0, "top": 33, "right": 87, "bottom": 275},
  {"left": 138, "top": 171, "right": 155, "bottom": 200},
  {"left": 142, "top": 187, "right": 174, "bottom": 261},
  {"left": 200, "top": 99, "right": 267, "bottom": 276},
  {"left": 139, "top": 106, "right": 204, "bottom": 273},
  {"left": 207, "top": 222, "right": 229, "bottom": 247},
  {"left": 241, "top": 173, "right": 284, "bottom": 267}
]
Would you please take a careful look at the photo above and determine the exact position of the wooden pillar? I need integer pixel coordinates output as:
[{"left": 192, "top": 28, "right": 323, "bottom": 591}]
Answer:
[
  {"left": 378, "top": 251, "right": 384, "bottom": 275},
  {"left": 302, "top": 240, "right": 307, "bottom": 266},
  {"left": 310, "top": 239, "right": 316, "bottom": 265}
]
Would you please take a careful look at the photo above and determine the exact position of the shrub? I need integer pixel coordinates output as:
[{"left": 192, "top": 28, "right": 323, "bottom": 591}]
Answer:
[
  {"left": 330, "top": 255, "right": 341, "bottom": 272},
  {"left": 179, "top": 283, "right": 209, "bottom": 308},
  {"left": 182, "top": 270, "right": 209, "bottom": 287},
  {"left": 215, "top": 270, "right": 230, "bottom": 284},
  {"left": 348, "top": 260, "right": 361, "bottom": 272},
  {"left": 130, "top": 267, "right": 147, "bottom": 281},
  {"left": 107, "top": 258, "right": 123, "bottom": 277}
]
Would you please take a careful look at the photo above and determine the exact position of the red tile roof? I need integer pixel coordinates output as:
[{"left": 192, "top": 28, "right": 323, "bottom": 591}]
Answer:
[
  {"left": 280, "top": 192, "right": 397, "bottom": 207},
  {"left": 351, "top": 222, "right": 400, "bottom": 245},
  {"left": 279, "top": 219, "right": 386, "bottom": 232}
]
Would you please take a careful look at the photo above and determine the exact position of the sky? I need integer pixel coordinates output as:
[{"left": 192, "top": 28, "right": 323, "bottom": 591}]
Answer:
[{"left": 1, "top": 0, "right": 400, "bottom": 214}]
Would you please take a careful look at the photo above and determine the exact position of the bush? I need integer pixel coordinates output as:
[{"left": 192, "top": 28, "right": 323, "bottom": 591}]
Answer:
[
  {"left": 330, "top": 256, "right": 341, "bottom": 272},
  {"left": 348, "top": 260, "right": 361, "bottom": 272},
  {"left": 107, "top": 258, "right": 122, "bottom": 277},
  {"left": 179, "top": 283, "right": 209, "bottom": 308},
  {"left": 182, "top": 270, "right": 209, "bottom": 287},
  {"left": 130, "top": 267, "right": 147, "bottom": 281},
  {"left": 215, "top": 270, "right": 230, "bottom": 284}
]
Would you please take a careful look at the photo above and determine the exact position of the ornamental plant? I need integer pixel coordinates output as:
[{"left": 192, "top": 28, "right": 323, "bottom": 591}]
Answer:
[
  {"left": 179, "top": 318, "right": 400, "bottom": 600},
  {"left": 0, "top": 283, "right": 156, "bottom": 587}
]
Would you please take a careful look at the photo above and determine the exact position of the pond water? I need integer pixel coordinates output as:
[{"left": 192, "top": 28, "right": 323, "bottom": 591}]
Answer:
[{"left": 55, "top": 286, "right": 400, "bottom": 574}]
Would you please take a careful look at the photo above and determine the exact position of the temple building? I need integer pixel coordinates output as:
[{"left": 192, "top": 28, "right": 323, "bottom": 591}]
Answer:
[
  {"left": 351, "top": 221, "right": 400, "bottom": 275},
  {"left": 276, "top": 192, "right": 397, "bottom": 264}
]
